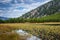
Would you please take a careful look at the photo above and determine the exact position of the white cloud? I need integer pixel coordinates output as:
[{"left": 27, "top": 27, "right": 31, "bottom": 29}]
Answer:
[
  {"left": 3, "top": 2, "right": 41, "bottom": 18},
  {"left": 0, "top": 10, "right": 8, "bottom": 16},
  {"left": 0, "top": 0, "right": 51, "bottom": 18},
  {"left": 0, "top": 0, "right": 12, "bottom": 3}
]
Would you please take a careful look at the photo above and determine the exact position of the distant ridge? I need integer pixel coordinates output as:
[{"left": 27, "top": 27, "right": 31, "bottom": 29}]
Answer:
[
  {"left": 0, "top": 17, "right": 8, "bottom": 20},
  {"left": 20, "top": 0, "right": 60, "bottom": 19}
]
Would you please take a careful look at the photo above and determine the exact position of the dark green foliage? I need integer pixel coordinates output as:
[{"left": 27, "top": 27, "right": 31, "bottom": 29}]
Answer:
[
  {"left": 3, "top": 18, "right": 27, "bottom": 23},
  {"left": 0, "top": 19, "right": 5, "bottom": 23},
  {"left": 39, "top": 12, "right": 60, "bottom": 22}
]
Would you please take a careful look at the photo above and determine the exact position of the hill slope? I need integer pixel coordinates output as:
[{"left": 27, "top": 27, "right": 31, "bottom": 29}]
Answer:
[
  {"left": 37, "top": 12, "right": 60, "bottom": 22},
  {"left": 21, "top": 0, "right": 60, "bottom": 19}
]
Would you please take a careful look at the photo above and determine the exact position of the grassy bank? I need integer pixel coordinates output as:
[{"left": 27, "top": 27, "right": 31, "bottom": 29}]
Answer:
[{"left": 0, "top": 23, "right": 60, "bottom": 40}]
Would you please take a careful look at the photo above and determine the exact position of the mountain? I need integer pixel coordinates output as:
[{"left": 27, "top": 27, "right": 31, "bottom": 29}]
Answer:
[
  {"left": 20, "top": 0, "right": 60, "bottom": 19},
  {"left": 0, "top": 17, "right": 8, "bottom": 20}
]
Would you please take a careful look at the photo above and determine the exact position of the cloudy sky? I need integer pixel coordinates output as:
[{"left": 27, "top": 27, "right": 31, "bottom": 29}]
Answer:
[{"left": 0, "top": 0, "right": 51, "bottom": 18}]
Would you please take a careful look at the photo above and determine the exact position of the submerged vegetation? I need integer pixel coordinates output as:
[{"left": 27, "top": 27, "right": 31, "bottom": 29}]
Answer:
[{"left": 0, "top": 23, "right": 60, "bottom": 40}]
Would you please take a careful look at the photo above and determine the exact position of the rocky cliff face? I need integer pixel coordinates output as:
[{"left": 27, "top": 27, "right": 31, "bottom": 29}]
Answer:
[{"left": 21, "top": 0, "right": 60, "bottom": 19}]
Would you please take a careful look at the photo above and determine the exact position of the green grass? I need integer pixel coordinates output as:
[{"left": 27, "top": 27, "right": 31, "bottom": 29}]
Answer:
[
  {"left": 0, "top": 23, "right": 60, "bottom": 40},
  {"left": 39, "top": 12, "right": 60, "bottom": 22}
]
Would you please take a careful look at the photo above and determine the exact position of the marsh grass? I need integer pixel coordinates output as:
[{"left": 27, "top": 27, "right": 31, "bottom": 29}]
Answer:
[{"left": 0, "top": 23, "right": 60, "bottom": 40}]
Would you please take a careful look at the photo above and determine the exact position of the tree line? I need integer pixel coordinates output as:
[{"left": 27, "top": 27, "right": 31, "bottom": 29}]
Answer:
[
  {"left": 0, "top": 12, "right": 60, "bottom": 23},
  {"left": 0, "top": 18, "right": 60, "bottom": 23}
]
